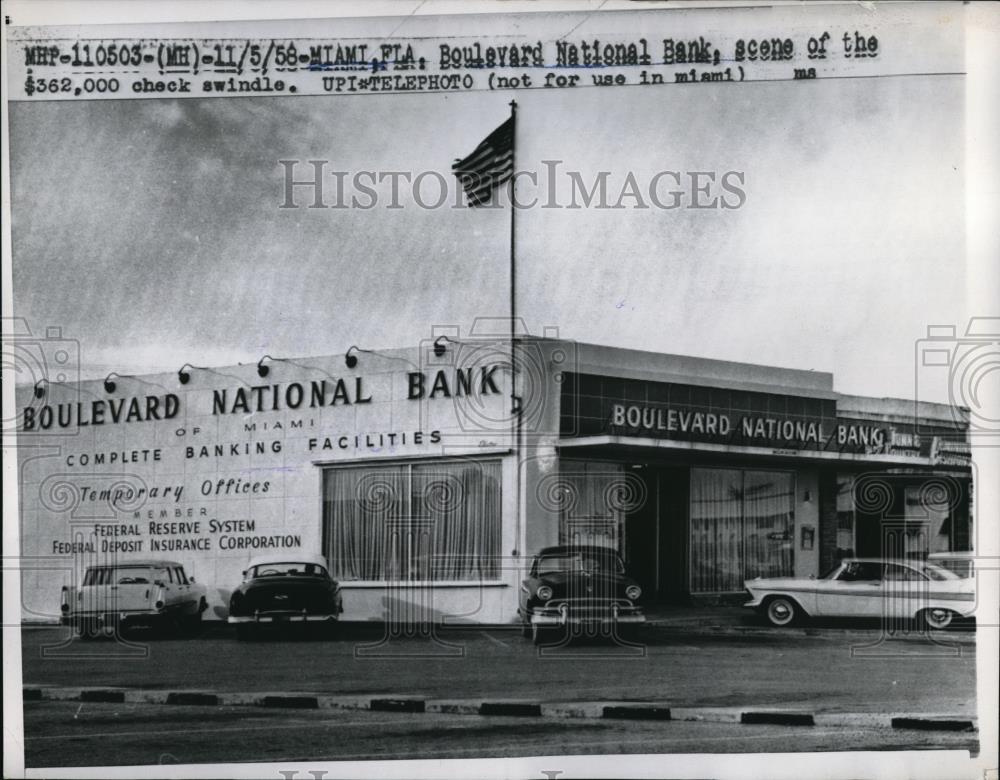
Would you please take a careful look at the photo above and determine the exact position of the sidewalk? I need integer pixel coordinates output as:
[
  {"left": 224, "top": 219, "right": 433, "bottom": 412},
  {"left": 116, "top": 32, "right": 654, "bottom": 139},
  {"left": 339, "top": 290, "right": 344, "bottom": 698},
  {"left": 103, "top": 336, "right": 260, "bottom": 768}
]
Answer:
[
  {"left": 23, "top": 685, "right": 978, "bottom": 733},
  {"left": 636, "top": 604, "right": 977, "bottom": 639},
  {"left": 643, "top": 604, "right": 754, "bottom": 628}
]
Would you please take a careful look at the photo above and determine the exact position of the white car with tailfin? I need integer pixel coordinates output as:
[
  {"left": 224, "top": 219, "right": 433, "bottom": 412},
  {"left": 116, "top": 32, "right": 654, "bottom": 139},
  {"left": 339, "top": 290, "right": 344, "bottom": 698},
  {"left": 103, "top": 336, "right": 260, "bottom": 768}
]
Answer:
[
  {"left": 744, "top": 557, "right": 975, "bottom": 630},
  {"left": 61, "top": 559, "right": 208, "bottom": 638}
]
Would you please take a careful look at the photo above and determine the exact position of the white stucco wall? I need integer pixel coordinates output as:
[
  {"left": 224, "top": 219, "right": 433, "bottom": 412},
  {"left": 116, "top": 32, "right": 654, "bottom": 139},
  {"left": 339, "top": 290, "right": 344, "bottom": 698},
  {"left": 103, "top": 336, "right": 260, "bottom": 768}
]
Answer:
[{"left": 15, "top": 346, "right": 519, "bottom": 623}]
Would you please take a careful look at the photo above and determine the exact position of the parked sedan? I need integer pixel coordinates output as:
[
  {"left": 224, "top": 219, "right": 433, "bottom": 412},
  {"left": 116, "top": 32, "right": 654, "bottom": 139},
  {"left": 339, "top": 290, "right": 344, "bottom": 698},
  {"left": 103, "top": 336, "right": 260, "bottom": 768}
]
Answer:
[
  {"left": 518, "top": 545, "right": 645, "bottom": 644},
  {"left": 744, "top": 557, "right": 975, "bottom": 629},
  {"left": 228, "top": 553, "right": 342, "bottom": 639},
  {"left": 61, "top": 559, "right": 207, "bottom": 638}
]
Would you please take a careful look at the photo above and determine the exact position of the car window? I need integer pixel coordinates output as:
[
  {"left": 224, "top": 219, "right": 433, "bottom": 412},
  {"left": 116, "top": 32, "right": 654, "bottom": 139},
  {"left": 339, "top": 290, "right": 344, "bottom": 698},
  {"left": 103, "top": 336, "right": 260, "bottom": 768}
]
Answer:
[
  {"left": 922, "top": 564, "right": 961, "bottom": 581},
  {"left": 537, "top": 552, "right": 624, "bottom": 576},
  {"left": 251, "top": 562, "right": 328, "bottom": 578},
  {"left": 837, "top": 562, "right": 882, "bottom": 581},
  {"left": 174, "top": 567, "right": 188, "bottom": 585},
  {"left": 537, "top": 556, "right": 570, "bottom": 576},
  {"left": 86, "top": 567, "right": 113, "bottom": 585},
  {"left": 883, "top": 563, "right": 925, "bottom": 582},
  {"left": 821, "top": 563, "right": 845, "bottom": 580},
  {"left": 115, "top": 567, "right": 152, "bottom": 585}
]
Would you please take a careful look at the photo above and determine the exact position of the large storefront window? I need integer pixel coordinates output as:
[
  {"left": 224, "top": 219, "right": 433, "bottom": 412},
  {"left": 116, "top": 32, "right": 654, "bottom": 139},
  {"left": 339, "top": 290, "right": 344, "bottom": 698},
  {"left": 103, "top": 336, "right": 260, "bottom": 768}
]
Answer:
[
  {"left": 690, "top": 468, "right": 795, "bottom": 593},
  {"left": 556, "top": 461, "right": 629, "bottom": 550},
  {"left": 836, "top": 475, "right": 856, "bottom": 558},
  {"left": 897, "top": 481, "right": 971, "bottom": 556},
  {"left": 322, "top": 459, "right": 501, "bottom": 581},
  {"left": 843, "top": 474, "right": 971, "bottom": 558}
]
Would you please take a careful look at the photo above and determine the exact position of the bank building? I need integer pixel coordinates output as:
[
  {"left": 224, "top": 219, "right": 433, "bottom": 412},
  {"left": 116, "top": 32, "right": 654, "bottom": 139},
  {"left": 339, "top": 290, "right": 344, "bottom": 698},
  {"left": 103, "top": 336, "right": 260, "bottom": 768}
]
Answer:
[{"left": 15, "top": 330, "right": 973, "bottom": 624}]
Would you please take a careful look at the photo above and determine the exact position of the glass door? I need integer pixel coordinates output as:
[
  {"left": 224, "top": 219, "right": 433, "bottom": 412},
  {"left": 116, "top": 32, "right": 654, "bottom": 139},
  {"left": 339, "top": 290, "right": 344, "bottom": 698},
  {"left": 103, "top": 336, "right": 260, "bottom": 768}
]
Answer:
[{"left": 689, "top": 468, "right": 795, "bottom": 593}]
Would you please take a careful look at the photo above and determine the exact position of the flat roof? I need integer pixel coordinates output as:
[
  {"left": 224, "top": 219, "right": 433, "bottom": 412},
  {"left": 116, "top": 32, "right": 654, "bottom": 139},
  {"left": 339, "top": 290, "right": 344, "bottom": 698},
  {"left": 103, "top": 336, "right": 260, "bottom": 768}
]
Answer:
[
  {"left": 566, "top": 339, "right": 836, "bottom": 398},
  {"left": 13, "top": 337, "right": 967, "bottom": 426}
]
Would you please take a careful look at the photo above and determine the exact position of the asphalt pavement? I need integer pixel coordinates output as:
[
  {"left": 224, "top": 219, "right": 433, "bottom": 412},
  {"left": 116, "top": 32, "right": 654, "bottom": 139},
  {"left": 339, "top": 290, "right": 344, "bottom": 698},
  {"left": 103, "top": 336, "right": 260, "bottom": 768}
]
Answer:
[
  {"left": 15, "top": 620, "right": 981, "bottom": 769},
  {"left": 22, "top": 700, "right": 981, "bottom": 769},
  {"left": 21, "top": 622, "right": 977, "bottom": 713}
]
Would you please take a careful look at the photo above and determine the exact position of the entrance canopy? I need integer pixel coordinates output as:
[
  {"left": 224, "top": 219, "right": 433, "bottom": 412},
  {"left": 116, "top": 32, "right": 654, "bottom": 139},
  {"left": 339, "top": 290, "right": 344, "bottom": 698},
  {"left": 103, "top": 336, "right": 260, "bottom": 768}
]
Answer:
[{"left": 556, "top": 435, "right": 970, "bottom": 474}]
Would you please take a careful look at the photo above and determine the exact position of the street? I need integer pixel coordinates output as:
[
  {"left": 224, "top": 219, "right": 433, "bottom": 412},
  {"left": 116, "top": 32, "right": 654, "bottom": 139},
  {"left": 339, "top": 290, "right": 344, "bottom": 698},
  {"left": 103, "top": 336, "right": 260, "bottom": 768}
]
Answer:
[
  {"left": 22, "top": 624, "right": 976, "bottom": 710},
  {"left": 22, "top": 700, "right": 979, "bottom": 768},
  {"left": 18, "top": 623, "right": 978, "bottom": 767}
]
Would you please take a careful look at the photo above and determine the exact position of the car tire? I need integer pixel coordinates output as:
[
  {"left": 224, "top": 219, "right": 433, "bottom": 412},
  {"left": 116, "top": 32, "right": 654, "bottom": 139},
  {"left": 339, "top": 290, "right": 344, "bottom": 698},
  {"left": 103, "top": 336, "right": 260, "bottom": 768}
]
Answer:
[
  {"left": 764, "top": 596, "right": 800, "bottom": 627},
  {"left": 236, "top": 624, "right": 254, "bottom": 641},
  {"left": 918, "top": 607, "right": 955, "bottom": 631}
]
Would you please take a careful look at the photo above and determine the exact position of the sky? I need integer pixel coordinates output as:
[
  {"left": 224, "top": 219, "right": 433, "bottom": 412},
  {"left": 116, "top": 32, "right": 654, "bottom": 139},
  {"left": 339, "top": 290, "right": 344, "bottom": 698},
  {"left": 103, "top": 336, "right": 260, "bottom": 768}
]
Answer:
[{"left": 8, "top": 34, "right": 966, "bottom": 404}]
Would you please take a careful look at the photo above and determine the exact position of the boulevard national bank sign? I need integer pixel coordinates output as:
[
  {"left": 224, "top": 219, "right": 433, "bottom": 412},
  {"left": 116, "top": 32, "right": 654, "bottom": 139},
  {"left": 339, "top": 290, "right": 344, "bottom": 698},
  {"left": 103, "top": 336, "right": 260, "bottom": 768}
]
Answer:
[
  {"left": 21, "top": 366, "right": 502, "bottom": 431},
  {"left": 610, "top": 403, "right": 886, "bottom": 452},
  {"left": 563, "top": 373, "right": 889, "bottom": 455}
]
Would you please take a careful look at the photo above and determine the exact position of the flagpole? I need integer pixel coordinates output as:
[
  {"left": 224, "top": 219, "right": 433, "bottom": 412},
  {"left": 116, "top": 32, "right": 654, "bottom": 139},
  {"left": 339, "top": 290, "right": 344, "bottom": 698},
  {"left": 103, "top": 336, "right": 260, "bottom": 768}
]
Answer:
[
  {"left": 508, "top": 98, "right": 521, "bottom": 560},
  {"left": 509, "top": 98, "right": 517, "bottom": 375},
  {"left": 451, "top": 105, "right": 522, "bottom": 559},
  {"left": 509, "top": 99, "right": 517, "bottom": 350}
]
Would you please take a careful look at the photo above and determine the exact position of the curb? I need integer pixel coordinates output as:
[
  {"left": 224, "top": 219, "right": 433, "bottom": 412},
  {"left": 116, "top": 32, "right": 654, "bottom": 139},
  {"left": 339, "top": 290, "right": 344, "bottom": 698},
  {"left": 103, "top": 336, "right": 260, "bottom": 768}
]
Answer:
[{"left": 22, "top": 686, "right": 977, "bottom": 733}]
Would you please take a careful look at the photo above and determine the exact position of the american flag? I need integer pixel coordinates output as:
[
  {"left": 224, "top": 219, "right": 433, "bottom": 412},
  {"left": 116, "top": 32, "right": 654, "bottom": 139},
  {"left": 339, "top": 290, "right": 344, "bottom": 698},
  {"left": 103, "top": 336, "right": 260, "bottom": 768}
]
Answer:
[{"left": 452, "top": 116, "right": 514, "bottom": 207}]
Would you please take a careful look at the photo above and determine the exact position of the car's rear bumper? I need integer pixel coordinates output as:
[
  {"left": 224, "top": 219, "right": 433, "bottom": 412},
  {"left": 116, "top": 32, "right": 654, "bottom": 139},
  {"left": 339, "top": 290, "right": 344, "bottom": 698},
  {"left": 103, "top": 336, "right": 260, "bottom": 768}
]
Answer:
[{"left": 62, "top": 611, "right": 165, "bottom": 627}]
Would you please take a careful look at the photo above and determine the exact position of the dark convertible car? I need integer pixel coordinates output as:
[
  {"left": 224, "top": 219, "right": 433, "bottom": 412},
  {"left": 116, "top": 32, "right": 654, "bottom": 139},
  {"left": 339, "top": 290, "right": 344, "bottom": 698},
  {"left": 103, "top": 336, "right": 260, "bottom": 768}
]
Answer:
[
  {"left": 228, "top": 553, "right": 343, "bottom": 639},
  {"left": 518, "top": 544, "right": 645, "bottom": 644}
]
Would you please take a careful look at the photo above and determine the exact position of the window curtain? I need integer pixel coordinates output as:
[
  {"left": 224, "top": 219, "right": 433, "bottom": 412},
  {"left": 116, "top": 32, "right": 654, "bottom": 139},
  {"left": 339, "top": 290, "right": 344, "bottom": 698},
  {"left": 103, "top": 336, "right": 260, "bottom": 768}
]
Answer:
[
  {"left": 324, "top": 466, "right": 405, "bottom": 581},
  {"left": 690, "top": 469, "right": 743, "bottom": 593},
  {"left": 743, "top": 471, "right": 794, "bottom": 580},
  {"left": 690, "top": 468, "right": 794, "bottom": 592},
  {"left": 324, "top": 460, "right": 500, "bottom": 582},
  {"left": 414, "top": 460, "right": 501, "bottom": 580},
  {"left": 557, "top": 461, "right": 625, "bottom": 549}
]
